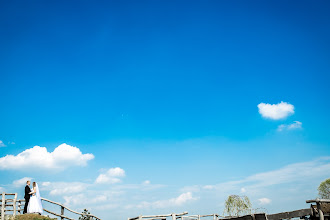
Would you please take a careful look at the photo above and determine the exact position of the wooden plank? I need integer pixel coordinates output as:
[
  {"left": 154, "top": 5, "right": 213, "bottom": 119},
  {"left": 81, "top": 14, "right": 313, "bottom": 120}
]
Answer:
[
  {"left": 306, "top": 199, "right": 330, "bottom": 203},
  {"left": 254, "top": 213, "right": 267, "bottom": 220},
  {"left": 267, "top": 208, "right": 311, "bottom": 220},
  {"left": 144, "top": 212, "right": 189, "bottom": 218},
  {"left": 43, "top": 208, "right": 74, "bottom": 220}
]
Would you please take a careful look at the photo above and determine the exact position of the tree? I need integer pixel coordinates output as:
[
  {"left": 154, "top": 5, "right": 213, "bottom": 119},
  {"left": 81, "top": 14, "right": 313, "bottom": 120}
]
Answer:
[
  {"left": 224, "top": 195, "right": 252, "bottom": 216},
  {"left": 318, "top": 178, "right": 330, "bottom": 199},
  {"left": 79, "top": 209, "right": 92, "bottom": 220}
]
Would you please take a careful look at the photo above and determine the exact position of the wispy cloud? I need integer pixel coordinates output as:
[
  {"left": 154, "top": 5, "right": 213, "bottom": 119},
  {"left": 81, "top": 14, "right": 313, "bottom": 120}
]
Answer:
[
  {"left": 277, "top": 121, "right": 302, "bottom": 131},
  {"left": 0, "top": 140, "right": 6, "bottom": 147},
  {"left": 134, "top": 192, "right": 198, "bottom": 209},
  {"left": 258, "top": 101, "right": 294, "bottom": 120},
  {"left": 0, "top": 143, "right": 94, "bottom": 170},
  {"left": 41, "top": 181, "right": 88, "bottom": 196},
  {"left": 200, "top": 157, "right": 330, "bottom": 191},
  {"left": 13, "top": 177, "right": 32, "bottom": 187},
  {"left": 177, "top": 157, "right": 330, "bottom": 209}
]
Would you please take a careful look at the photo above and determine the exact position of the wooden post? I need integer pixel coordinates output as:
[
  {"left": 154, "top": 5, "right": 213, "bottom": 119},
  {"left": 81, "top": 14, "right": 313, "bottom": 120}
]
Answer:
[
  {"left": 198, "top": 215, "right": 200, "bottom": 220},
  {"left": 172, "top": 213, "right": 176, "bottom": 220},
  {"left": 317, "top": 202, "right": 324, "bottom": 220},
  {"left": 213, "top": 214, "right": 216, "bottom": 220},
  {"left": 61, "top": 205, "right": 65, "bottom": 220},
  {"left": 1, "top": 192, "right": 5, "bottom": 220},
  {"left": 13, "top": 193, "right": 17, "bottom": 217},
  {"left": 18, "top": 201, "right": 21, "bottom": 214},
  {"left": 138, "top": 215, "right": 142, "bottom": 220}
]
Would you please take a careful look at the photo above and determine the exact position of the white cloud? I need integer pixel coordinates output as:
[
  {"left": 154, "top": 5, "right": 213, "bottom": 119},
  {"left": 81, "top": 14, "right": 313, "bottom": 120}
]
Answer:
[
  {"left": 95, "top": 167, "right": 125, "bottom": 184},
  {"left": 258, "top": 198, "right": 271, "bottom": 205},
  {"left": 240, "top": 187, "right": 246, "bottom": 193},
  {"left": 143, "top": 180, "right": 151, "bottom": 185},
  {"left": 0, "top": 186, "right": 5, "bottom": 192},
  {"left": 135, "top": 192, "right": 197, "bottom": 209},
  {"left": 13, "top": 177, "right": 32, "bottom": 187},
  {"left": 202, "top": 158, "right": 330, "bottom": 191},
  {"left": 41, "top": 182, "right": 51, "bottom": 187},
  {"left": 172, "top": 192, "right": 197, "bottom": 206},
  {"left": 0, "top": 140, "right": 6, "bottom": 147},
  {"left": 258, "top": 101, "right": 294, "bottom": 120},
  {"left": 0, "top": 143, "right": 94, "bottom": 170},
  {"left": 277, "top": 121, "right": 302, "bottom": 131}
]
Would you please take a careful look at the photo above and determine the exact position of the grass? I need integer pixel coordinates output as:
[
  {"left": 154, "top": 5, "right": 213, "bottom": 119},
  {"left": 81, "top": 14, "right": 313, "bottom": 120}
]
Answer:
[{"left": 14, "top": 213, "right": 57, "bottom": 220}]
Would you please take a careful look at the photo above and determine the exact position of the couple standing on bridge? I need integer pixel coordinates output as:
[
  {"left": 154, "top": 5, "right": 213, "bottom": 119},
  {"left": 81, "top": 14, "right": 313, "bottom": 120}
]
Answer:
[{"left": 23, "top": 180, "right": 43, "bottom": 215}]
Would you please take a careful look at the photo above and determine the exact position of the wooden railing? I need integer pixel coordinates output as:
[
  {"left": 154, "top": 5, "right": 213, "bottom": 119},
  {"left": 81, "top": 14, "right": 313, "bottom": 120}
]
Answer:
[
  {"left": 0, "top": 193, "right": 25, "bottom": 220},
  {"left": 0, "top": 192, "right": 101, "bottom": 220},
  {"left": 41, "top": 197, "right": 101, "bottom": 220},
  {"left": 129, "top": 212, "right": 189, "bottom": 220},
  {"left": 181, "top": 214, "right": 221, "bottom": 220},
  {"left": 306, "top": 199, "right": 330, "bottom": 220}
]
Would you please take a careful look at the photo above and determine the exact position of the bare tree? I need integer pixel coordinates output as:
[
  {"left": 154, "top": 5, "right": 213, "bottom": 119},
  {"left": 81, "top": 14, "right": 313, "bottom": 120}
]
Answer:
[
  {"left": 318, "top": 178, "right": 330, "bottom": 199},
  {"left": 224, "top": 195, "right": 252, "bottom": 216}
]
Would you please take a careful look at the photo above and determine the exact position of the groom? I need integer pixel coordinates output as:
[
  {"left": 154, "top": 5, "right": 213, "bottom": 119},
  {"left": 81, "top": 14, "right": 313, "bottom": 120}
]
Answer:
[{"left": 23, "top": 180, "right": 31, "bottom": 214}]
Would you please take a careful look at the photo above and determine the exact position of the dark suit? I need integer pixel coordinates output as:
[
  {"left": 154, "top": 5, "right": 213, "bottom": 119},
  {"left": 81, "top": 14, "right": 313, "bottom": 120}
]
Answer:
[{"left": 24, "top": 185, "right": 31, "bottom": 214}]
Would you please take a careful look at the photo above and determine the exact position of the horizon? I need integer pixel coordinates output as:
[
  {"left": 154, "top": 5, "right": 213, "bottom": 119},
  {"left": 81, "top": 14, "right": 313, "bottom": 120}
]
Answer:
[{"left": 1, "top": 1, "right": 330, "bottom": 219}]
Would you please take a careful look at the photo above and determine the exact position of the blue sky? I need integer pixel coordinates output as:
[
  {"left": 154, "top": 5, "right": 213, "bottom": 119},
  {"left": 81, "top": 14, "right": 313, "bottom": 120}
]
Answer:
[{"left": 0, "top": 1, "right": 330, "bottom": 219}]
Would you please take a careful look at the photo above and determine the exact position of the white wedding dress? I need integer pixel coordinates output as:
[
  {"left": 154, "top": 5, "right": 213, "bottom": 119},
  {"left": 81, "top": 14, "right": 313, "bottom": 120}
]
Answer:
[{"left": 27, "top": 183, "right": 43, "bottom": 214}]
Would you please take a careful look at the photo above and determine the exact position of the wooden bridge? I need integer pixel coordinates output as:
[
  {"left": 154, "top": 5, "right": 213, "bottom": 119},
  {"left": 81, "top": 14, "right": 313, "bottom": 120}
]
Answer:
[
  {"left": 128, "top": 199, "right": 330, "bottom": 220},
  {"left": 0, "top": 192, "right": 101, "bottom": 220}
]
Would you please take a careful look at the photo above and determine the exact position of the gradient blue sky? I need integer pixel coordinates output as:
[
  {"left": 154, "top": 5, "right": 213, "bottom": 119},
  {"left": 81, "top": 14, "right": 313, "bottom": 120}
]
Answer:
[{"left": 0, "top": 1, "right": 330, "bottom": 219}]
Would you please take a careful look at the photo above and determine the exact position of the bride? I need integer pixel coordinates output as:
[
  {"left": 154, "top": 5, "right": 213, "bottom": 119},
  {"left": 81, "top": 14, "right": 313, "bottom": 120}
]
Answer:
[{"left": 27, "top": 182, "right": 43, "bottom": 214}]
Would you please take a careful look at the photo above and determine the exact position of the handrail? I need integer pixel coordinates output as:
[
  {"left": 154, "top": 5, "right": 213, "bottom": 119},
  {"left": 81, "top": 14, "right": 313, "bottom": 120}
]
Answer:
[
  {"left": 129, "top": 212, "right": 189, "bottom": 220},
  {"left": 43, "top": 208, "right": 75, "bottom": 220},
  {"left": 41, "top": 197, "right": 101, "bottom": 220},
  {"left": 306, "top": 199, "right": 330, "bottom": 203}
]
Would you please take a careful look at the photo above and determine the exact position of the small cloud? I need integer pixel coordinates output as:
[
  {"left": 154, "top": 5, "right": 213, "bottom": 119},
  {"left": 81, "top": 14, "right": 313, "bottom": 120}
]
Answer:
[
  {"left": 41, "top": 181, "right": 87, "bottom": 196},
  {"left": 258, "top": 101, "right": 294, "bottom": 120},
  {"left": 13, "top": 177, "right": 32, "bottom": 187},
  {"left": 0, "top": 140, "right": 6, "bottom": 147},
  {"left": 95, "top": 167, "right": 125, "bottom": 184},
  {"left": 143, "top": 180, "right": 151, "bottom": 185},
  {"left": 0, "top": 143, "right": 94, "bottom": 170},
  {"left": 240, "top": 187, "right": 246, "bottom": 193},
  {"left": 277, "top": 121, "right": 302, "bottom": 132},
  {"left": 8, "top": 142, "right": 15, "bottom": 145},
  {"left": 258, "top": 198, "right": 271, "bottom": 205}
]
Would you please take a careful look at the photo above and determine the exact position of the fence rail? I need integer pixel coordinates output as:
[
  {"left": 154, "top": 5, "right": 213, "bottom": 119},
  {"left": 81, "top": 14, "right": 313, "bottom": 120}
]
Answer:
[
  {"left": 0, "top": 192, "right": 101, "bottom": 220},
  {"left": 41, "top": 197, "right": 101, "bottom": 220},
  {"left": 129, "top": 211, "right": 189, "bottom": 220}
]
